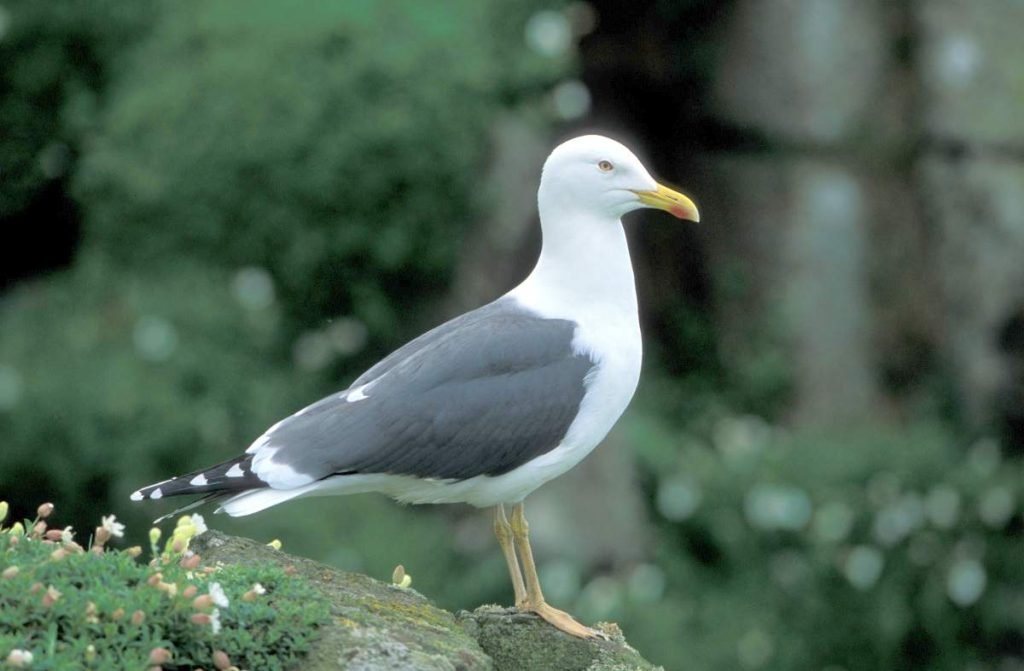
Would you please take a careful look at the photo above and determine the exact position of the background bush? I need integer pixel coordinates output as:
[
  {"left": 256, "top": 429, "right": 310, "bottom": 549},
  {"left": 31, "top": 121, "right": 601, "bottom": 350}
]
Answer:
[
  {"left": 0, "top": 0, "right": 152, "bottom": 218},
  {"left": 74, "top": 0, "right": 563, "bottom": 337},
  {"left": 617, "top": 410, "right": 1024, "bottom": 670}
]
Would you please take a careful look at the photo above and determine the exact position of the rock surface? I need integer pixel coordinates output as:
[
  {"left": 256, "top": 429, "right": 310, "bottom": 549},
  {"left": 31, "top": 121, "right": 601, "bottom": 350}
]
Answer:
[{"left": 191, "top": 530, "right": 662, "bottom": 671}]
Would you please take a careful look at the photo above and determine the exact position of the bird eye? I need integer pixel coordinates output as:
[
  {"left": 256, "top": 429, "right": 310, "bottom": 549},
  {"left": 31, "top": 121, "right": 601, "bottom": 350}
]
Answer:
[{"left": 597, "top": 160, "right": 614, "bottom": 172}]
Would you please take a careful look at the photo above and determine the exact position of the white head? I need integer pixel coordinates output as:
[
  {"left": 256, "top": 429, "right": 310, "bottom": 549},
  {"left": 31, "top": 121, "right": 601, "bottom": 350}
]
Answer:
[
  {"left": 514, "top": 135, "right": 699, "bottom": 314},
  {"left": 537, "top": 135, "right": 700, "bottom": 223}
]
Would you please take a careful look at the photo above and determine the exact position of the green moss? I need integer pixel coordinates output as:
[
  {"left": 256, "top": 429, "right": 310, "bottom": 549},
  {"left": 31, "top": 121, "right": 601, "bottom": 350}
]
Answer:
[
  {"left": 191, "top": 529, "right": 495, "bottom": 671},
  {"left": 190, "top": 529, "right": 660, "bottom": 671},
  {"left": 465, "top": 607, "right": 659, "bottom": 671},
  {"left": 361, "top": 595, "right": 454, "bottom": 630}
]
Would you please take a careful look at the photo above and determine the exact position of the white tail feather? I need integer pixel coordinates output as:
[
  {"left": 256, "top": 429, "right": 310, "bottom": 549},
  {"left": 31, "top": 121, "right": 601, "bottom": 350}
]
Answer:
[
  {"left": 216, "top": 473, "right": 406, "bottom": 516},
  {"left": 217, "top": 486, "right": 311, "bottom": 516}
]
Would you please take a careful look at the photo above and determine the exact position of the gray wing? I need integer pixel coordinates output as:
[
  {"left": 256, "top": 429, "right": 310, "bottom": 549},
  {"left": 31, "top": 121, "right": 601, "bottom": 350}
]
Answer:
[{"left": 261, "top": 297, "right": 596, "bottom": 481}]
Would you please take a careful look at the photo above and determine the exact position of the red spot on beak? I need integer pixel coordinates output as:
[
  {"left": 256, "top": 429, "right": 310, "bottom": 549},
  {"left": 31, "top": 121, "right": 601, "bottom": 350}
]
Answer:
[{"left": 669, "top": 205, "right": 689, "bottom": 219}]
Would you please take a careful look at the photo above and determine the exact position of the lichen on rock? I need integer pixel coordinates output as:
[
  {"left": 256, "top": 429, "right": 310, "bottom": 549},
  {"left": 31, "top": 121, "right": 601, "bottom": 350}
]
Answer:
[{"left": 191, "top": 530, "right": 661, "bottom": 670}]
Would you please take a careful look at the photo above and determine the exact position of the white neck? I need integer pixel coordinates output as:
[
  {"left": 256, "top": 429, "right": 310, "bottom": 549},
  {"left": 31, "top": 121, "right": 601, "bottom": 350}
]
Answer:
[{"left": 509, "top": 210, "right": 638, "bottom": 323}]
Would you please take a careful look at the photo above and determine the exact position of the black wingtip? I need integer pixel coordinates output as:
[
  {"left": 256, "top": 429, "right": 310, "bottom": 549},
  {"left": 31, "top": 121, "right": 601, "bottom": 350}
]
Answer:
[{"left": 130, "top": 455, "right": 266, "bottom": 505}]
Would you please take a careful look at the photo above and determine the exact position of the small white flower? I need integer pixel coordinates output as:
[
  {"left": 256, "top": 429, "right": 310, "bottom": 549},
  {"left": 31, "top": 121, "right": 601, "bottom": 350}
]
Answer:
[
  {"left": 209, "top": 582, "right": 230, "bottom": 608},
  {"left": 210, "top": 608, "right": 222, "bottom": 635},
  {"left": 252, "top": 582, "right": 266, "bottom": 595},
  {"left": 61, "top": 526, "right": 75, "bottom": 543},
  {"left": 6, "top": 649, "right": 34, "bottom": 667},
  {"left": 101, "top": 515, "right": 125, "bottom": 538},
  {"left": 190, "top": 514, "right": 208, "bottom": 536}
]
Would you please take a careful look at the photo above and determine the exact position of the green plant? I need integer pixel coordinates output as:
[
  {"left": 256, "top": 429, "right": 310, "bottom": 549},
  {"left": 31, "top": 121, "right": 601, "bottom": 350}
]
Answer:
[
  {"left": 0, "top": 0, "right": 154, "bottom": 218},
  {"left": 0, "top": 504, "right": 329, "bottom": 669},
  {"left": 616, "top": 413, "right": 1024, "bottom": 671},
  {"left": 74, "top": 0, "right": 568, "bottom": 339}
]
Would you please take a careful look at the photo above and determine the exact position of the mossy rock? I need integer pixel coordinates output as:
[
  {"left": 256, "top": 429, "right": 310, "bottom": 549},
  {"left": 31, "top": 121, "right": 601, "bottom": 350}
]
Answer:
[
  {"left": 191, "top": 530, "right": 661, "bottom": 671},
  {"left": 461, "top": 607, "right": 661, "bottom": 671}
]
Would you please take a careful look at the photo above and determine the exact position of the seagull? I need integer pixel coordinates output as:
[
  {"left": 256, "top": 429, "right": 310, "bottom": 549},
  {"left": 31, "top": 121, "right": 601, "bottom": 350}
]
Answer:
[{"left": 131, "top": 134, "right": 700, "bottom": 638}]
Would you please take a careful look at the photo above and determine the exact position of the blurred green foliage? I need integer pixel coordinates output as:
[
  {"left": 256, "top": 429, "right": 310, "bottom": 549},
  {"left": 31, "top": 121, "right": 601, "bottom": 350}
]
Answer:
[
  {"left": 74, "top": 0, "right": 565, "bottom": 336},
  {"left": 0, "top": 252, "right": 320, "bottom": 524},
  {"left": 0, "top": 0, "right": 153, "bottom": 216},
  {"left": 617, "top": 412, "right": 1024, "bottom": 670}
]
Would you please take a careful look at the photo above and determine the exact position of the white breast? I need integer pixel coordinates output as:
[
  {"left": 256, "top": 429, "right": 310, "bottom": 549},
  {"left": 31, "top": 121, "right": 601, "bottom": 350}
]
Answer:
[
  {"left": 432, "top": 213, "right": 644, "bottom": 507},
  {"left": 426, "top": 260, "right": 642, "bottom": 507}
]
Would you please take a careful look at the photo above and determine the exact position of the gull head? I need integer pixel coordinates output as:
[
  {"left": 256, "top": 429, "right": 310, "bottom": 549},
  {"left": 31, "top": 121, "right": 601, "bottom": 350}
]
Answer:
[{"left": 538, "top": 135, "right": 700, "bottom": 223}]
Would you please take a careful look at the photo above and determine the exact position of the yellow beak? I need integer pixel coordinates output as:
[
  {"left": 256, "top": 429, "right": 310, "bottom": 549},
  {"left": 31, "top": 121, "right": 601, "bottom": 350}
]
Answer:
[{"left": 633, "top": 183, "right": 700, "bottom": 222}]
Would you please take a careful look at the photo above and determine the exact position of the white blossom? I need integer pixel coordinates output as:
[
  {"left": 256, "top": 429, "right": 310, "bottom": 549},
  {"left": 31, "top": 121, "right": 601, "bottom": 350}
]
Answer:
[
  {"left": 6, "top": 649, "right": 34, "bottom": 667},
  {"left": 101, "top": 515, "right": 125, "bottom": 538},
  {"left": 209, "top": 582, "right": 230, "bottom": 608},
  {"left": 190, "top": 513, "right": 208, "bottom": 536}
]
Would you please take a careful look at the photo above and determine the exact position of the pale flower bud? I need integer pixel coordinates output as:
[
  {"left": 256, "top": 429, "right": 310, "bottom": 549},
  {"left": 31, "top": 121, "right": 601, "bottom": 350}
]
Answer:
[
  {"left": 42, "top": 585, "right": 62, "bottom": 607},
  {"left": 213, "top": 650, "right": 232, "bottom": 670},
  {"left": 147, "top": 647, "right": 172, "bottom": 665},
  {"left": 392, "top": 564, "right": 412, "bottom": 588},
  {"left": 180, "top": 553, "right": 201, "bottom": 570}
]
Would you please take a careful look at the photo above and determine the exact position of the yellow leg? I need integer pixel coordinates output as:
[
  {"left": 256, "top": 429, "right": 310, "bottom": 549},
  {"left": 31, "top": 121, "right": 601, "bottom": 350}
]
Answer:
[
  {"left": 492, "top": 504, "right": 527, "bottom": 605},
  {"left": 509, "top": 502, "right": 601, "bottom": 639}
]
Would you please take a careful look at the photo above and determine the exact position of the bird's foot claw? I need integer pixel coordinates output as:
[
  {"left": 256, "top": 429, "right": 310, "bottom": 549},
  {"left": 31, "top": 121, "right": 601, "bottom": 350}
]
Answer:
[{"left": 520, "top": 601, "right": 606, "bottom": 640}]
